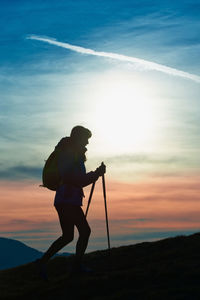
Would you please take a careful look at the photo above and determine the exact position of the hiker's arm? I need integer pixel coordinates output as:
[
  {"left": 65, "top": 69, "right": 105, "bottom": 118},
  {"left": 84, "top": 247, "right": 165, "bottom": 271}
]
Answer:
[
  {"left": 69, "top": 171, "right": 99, "bottom": 187},
  {"left": 68, "top": 164, "right": 106, "bottom": 187}
]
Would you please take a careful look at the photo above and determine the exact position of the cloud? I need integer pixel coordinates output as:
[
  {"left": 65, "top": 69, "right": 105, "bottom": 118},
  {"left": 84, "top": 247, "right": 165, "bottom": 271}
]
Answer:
[
  {"left": 0, "top": 165, "right": 42, "bottom": 180},
  {"left": 27, "top": 35, "right": 200, "bottom": 83},
  {"left": 109, "top": 229, "right": 199, "bottom": 242},
  {"left": 103, "top": 154, "right": 190, "bottom": 165},
  {"left": 1, "top": 177, "right": 200, "bottom": 251}
]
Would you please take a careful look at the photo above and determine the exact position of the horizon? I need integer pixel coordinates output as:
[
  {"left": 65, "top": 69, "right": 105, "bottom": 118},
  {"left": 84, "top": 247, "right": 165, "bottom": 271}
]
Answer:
[{"left": 0, "top": 0, "right": 200, "bottom": 253}]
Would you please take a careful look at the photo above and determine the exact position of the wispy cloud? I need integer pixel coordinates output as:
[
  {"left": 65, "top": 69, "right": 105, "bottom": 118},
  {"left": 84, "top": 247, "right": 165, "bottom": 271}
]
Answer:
[
  {"left": 104, "top": 154, "right": 191, "bottom": 165},
  {"left": 27, "top": 35, "right": 200, "bottom": 83},
  {"left": 0, "top": 165, "right": 42, "bottom": 180},
  {"left": 1, "top": 177, "right": 200, "bottom": 251}
]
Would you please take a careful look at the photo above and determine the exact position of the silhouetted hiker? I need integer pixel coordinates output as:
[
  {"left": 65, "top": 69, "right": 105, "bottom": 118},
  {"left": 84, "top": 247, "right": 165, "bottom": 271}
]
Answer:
[{"left": 36, "top": 126, "right": 106, "bottom": 279}]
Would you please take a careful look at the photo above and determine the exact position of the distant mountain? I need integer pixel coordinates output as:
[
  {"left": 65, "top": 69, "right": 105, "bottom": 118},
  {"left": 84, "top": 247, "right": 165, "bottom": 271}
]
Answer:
[
  {"left": 0, "top": 237, "right": 71, "bottom": 270},
  {"left": 0, "top": 237, "right": 42, "bottom": 270},
  {"left": 1, "top": 232, "right": 200, "bottom": 299}
]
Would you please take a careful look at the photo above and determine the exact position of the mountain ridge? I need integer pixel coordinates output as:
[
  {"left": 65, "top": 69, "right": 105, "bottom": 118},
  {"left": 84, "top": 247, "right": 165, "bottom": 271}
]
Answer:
[{"left": 0, "top": 237, "right": 71, "bottom": 270}]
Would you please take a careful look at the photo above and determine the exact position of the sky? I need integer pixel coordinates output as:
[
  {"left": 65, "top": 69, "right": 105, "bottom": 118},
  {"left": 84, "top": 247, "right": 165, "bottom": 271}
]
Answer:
[{"left": 0, "top": 0, "right": 200, "bottom": 252}]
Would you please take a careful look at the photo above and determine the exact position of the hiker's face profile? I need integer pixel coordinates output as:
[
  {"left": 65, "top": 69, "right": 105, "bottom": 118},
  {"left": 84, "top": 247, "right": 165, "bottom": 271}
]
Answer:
[{"left": 77, "top": 136, "right": 89, "bottom": 147}]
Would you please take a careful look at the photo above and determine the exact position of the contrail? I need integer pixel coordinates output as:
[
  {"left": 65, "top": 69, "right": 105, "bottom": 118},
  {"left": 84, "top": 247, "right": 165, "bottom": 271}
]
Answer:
[{"left": 27, "top": 35, "right": 200, "bottom": 83}]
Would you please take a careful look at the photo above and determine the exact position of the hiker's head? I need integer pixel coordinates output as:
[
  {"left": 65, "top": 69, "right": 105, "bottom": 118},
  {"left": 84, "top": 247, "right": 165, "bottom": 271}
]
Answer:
[{"left": 70, "top": 126, "right": 92, "bottom": 148}]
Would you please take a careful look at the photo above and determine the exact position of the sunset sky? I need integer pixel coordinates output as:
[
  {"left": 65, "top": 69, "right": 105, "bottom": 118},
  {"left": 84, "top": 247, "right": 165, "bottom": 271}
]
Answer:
[{"left": 1, "top": 0, "right": 200, "bottom": 252}]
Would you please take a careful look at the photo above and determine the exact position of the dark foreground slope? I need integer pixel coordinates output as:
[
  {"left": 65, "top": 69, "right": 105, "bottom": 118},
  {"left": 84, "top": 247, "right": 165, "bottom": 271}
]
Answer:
[{"left": 1, "top": 233, "right": 200, "bottom": 300}]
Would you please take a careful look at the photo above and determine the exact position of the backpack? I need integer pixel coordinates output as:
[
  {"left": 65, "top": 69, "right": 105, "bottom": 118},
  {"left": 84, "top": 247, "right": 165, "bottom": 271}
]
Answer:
[
  {"left": 41, "top": 137, "right": 72, "bottom": 190},
  {"left": 42, "top": 149, "right": 61, "bottom": 191}
]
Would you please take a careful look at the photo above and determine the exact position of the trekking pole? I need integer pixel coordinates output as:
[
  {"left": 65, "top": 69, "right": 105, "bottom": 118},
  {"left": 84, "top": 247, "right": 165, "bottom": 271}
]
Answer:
[
  {"left": 85, "top": 181, "right": 96, "bottom": 218},
  {"left": 102, "top": 173, "right": 111, "bottom": 252}
]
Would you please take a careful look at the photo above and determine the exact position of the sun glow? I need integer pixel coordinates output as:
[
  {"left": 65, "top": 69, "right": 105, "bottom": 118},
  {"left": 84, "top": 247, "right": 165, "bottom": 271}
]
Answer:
[{"left": 88, "top": 72, "right": 159, "bottom": 154}]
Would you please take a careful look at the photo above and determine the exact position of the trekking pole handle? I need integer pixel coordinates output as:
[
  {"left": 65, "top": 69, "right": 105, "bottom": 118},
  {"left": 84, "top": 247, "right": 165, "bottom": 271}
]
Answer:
[{"left": 101, "top": 161, "right": 106, "bottom": 175}]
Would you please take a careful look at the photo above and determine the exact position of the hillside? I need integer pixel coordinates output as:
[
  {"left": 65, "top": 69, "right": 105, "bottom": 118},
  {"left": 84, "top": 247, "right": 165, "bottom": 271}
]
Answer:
[{"left": 1, "top": 232, "right": 200, "bottom": 300}]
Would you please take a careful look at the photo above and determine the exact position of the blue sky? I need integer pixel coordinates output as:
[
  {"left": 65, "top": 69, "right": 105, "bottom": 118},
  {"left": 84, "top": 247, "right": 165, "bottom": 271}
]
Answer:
[
  {"left": 1, "top": 0, "right": 200, "bottom": 174},
  {"left": 1, "top": 0, "right": 200, "bottom": 251}
]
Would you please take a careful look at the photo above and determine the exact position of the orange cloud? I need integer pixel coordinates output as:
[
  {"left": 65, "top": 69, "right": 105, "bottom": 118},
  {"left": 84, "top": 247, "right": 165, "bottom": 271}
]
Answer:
[
  {"left": 85, "top": 175, "right": 200, "bottom": 234},
  {"left": 0, "top": 176, "right": 200, "bottom": 251}
]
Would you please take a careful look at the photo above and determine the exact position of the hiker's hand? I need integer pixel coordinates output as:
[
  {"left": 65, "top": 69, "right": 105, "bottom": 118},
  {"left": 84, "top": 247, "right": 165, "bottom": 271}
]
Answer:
[{"left": 95, "top": 162, "right": 106, "bottom": 176}]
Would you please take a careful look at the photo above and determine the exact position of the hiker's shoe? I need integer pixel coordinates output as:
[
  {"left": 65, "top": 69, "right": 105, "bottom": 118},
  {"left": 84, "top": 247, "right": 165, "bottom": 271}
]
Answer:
[{"left": 35, "top": 259, "right": 48, "bottom": 281}]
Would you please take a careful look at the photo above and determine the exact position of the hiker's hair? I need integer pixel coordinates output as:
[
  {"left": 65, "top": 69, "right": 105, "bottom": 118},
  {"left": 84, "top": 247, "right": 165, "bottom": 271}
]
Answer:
[
  {"left": 70, "top": 126, "right": 92, "bottom": 162},
  {"left": 70, "top": 126, "right": 92, "bottom": 141}
]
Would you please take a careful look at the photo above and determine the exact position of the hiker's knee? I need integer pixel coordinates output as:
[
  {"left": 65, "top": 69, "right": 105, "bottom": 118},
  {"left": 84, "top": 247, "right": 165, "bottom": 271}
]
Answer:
[
  {"left": 62, "top": 233, "right": 74, "bottom": 244},
  {"left": 88, "top": 226, "right": 91, "bottom": 237},
  {"left": 80, "top": 225, "right": 91, "bottom": 239}
]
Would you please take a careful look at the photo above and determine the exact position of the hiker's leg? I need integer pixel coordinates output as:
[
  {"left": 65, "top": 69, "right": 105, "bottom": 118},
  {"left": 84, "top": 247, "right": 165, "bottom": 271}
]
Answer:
[
  {"left": 40, "top": 205, "right": 74, "bottom": 264},
  {"left": 74, "top": 207, "right": 91, "bottom": 264}
]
